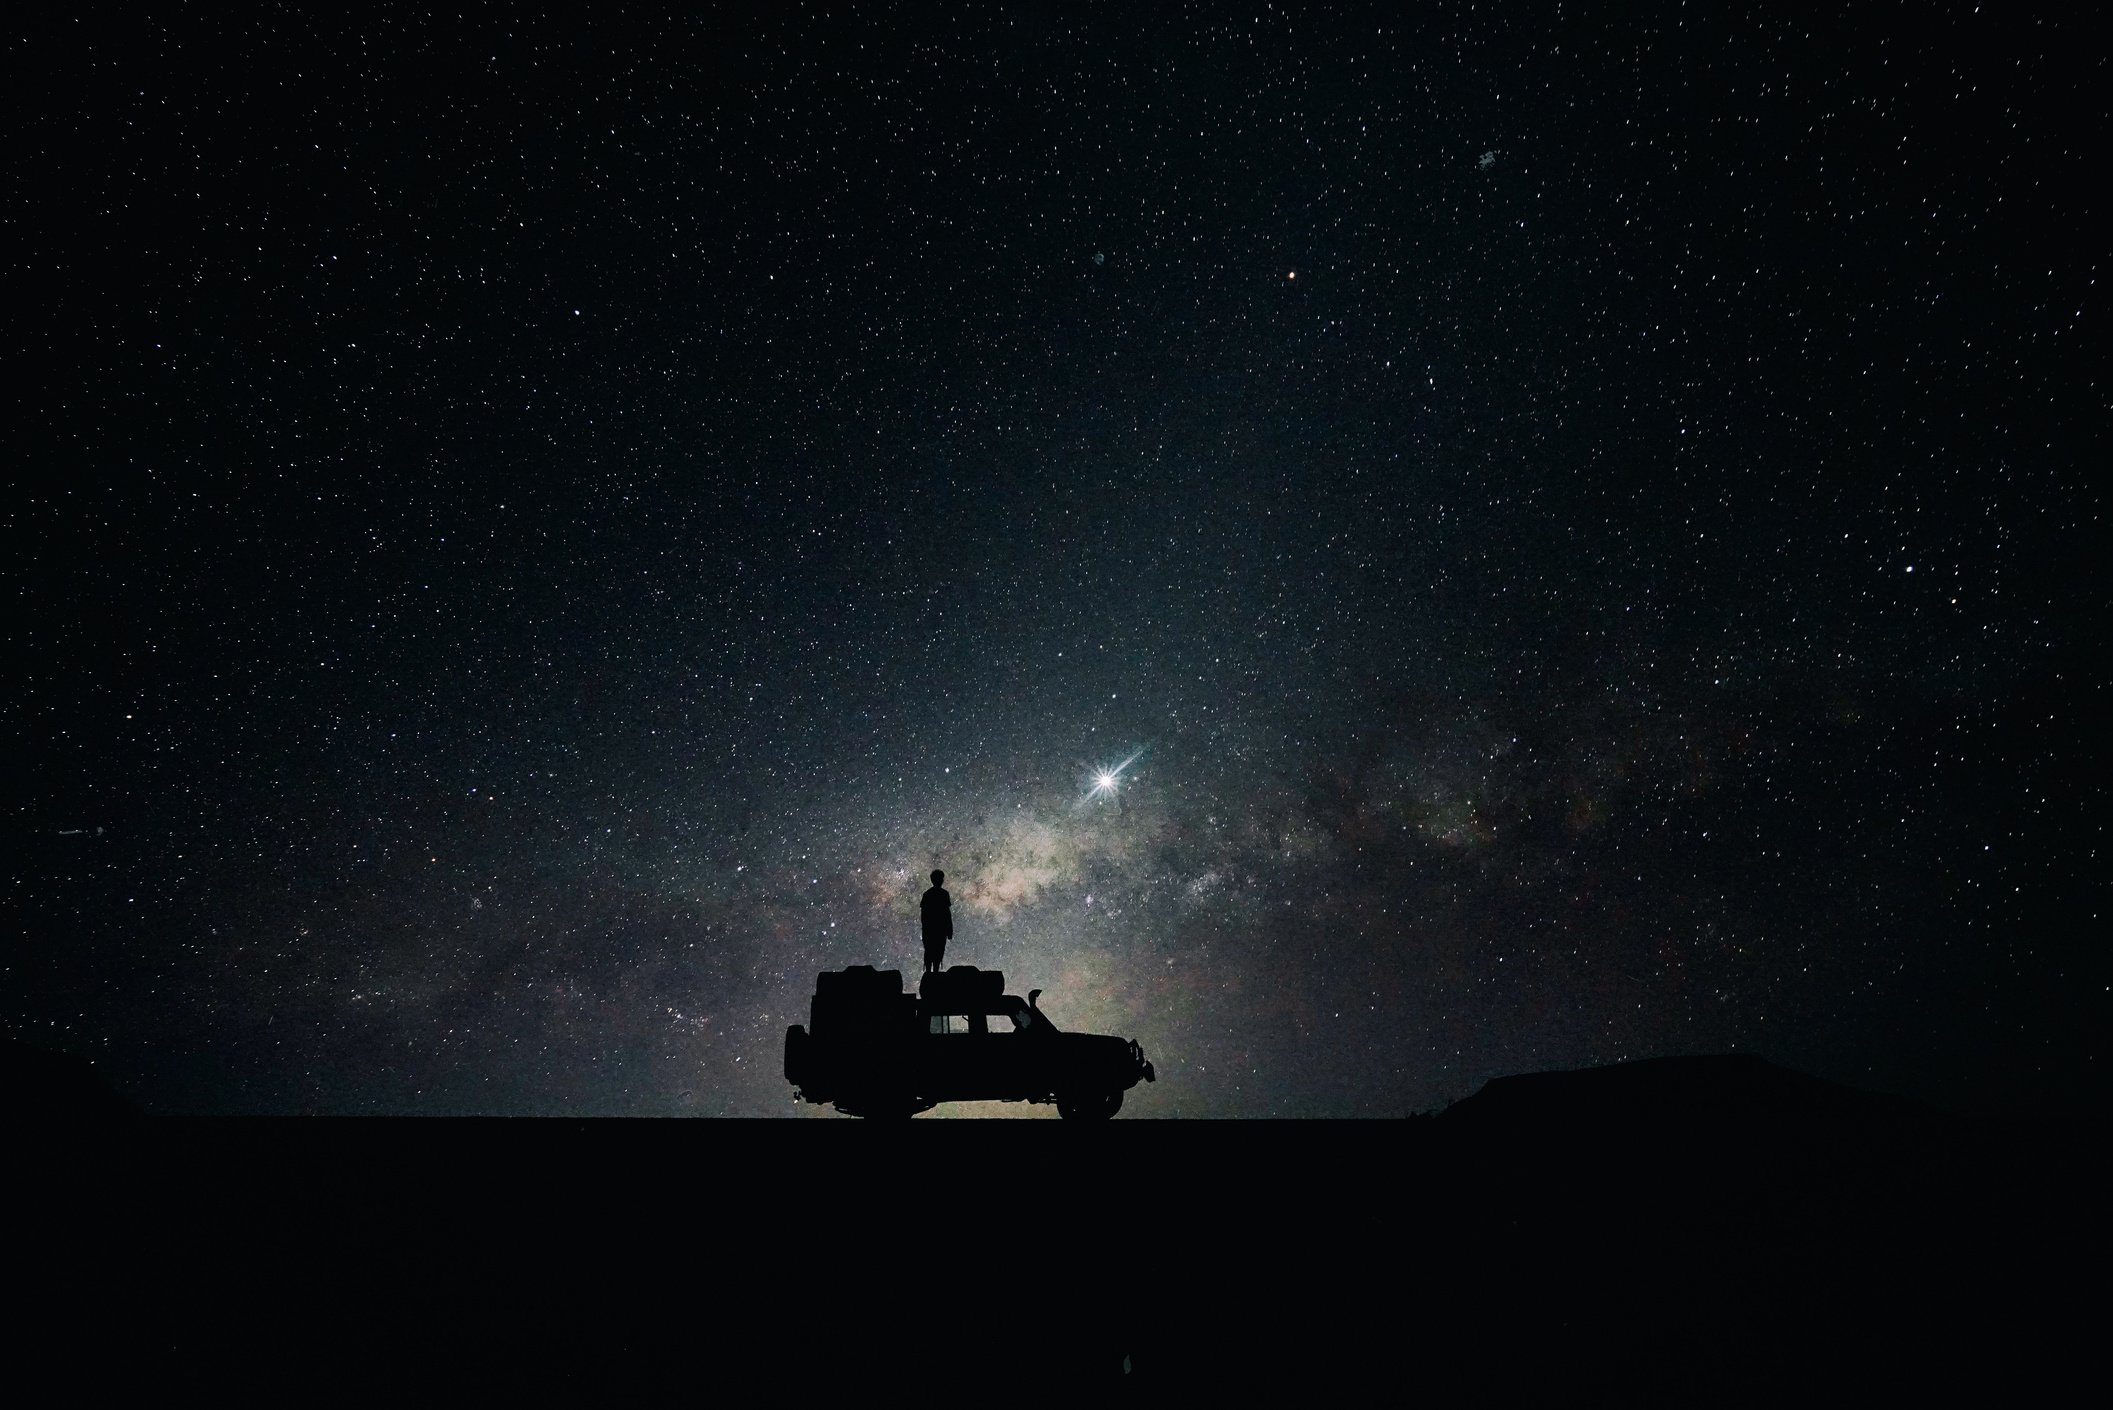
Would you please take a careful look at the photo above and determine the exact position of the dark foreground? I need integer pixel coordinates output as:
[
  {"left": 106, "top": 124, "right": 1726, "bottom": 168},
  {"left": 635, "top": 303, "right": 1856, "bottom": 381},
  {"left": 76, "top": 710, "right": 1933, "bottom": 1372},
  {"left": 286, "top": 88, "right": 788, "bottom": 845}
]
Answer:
[{"left": 19, "top": 1108, "right": 2103, "bottom": 1399}]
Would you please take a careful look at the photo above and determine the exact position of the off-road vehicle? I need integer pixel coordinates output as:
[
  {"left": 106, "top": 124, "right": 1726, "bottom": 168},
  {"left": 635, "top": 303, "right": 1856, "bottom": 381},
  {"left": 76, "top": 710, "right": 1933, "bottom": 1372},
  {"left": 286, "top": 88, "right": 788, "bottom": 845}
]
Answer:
[{"left": 783, "top": 964, "right": 1155, "bottom": 1119}]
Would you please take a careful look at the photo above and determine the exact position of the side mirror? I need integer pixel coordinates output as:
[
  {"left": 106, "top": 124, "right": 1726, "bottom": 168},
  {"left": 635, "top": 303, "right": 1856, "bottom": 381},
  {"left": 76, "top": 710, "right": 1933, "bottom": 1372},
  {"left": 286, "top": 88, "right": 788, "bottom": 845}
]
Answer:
[{"left": 1028, "top": 989, "right": 1042, "bottom": 1010}]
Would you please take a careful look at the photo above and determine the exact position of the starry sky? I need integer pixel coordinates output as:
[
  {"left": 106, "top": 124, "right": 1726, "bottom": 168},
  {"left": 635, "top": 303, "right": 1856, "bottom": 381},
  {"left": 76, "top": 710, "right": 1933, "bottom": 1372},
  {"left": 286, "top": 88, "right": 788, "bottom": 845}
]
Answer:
[{"left": 10, "top": 5, "right": 2102, "bottom": 1116}]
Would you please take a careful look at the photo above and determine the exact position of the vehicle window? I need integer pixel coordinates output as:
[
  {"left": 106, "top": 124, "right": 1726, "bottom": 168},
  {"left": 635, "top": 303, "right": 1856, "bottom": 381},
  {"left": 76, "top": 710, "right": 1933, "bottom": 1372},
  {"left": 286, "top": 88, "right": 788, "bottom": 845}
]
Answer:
[{"left": 930, "top": 1014, "right": 968, "bottom": 1035}]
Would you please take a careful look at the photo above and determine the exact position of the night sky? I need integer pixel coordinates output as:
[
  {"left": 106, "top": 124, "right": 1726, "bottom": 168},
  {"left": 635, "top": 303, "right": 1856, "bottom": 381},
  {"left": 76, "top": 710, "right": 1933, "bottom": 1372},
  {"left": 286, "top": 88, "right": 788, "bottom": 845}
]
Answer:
[{"left": 10, "top": 5, "right": 2102, "bottom": 1117}]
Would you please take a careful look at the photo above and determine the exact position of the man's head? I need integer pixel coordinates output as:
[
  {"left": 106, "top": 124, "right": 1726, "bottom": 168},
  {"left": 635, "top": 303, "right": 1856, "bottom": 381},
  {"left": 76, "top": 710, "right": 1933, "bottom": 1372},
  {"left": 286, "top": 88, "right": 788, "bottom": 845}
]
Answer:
[{"left": 931, "top": 869, "right": 945, "bottom": 886}]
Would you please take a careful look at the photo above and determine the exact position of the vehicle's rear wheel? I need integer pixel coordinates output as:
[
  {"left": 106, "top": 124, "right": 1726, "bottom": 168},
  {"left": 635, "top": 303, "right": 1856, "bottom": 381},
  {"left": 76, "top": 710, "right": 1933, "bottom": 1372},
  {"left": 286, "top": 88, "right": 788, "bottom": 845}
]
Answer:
[{"left": 1057, "top": 1090, "right": 1123, "bottom": 1120}]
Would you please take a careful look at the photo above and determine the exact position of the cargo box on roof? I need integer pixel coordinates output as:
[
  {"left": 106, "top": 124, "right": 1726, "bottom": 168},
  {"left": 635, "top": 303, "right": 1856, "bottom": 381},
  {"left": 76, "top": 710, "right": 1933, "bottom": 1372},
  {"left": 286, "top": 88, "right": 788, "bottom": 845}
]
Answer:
[
  {"left": 920, "top": 966, "right": 1004, "bottom": 1008},
  {"left": 814, "top": 965, "right": 902, "bottom": 1000}
]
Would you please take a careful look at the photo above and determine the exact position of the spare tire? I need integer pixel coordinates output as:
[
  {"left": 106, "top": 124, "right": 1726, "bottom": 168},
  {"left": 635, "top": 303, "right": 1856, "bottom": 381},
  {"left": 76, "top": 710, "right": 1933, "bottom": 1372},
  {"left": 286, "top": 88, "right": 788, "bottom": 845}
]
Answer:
[{"left": 784, "top": 1024, "right": 810, "bottom": 1086}]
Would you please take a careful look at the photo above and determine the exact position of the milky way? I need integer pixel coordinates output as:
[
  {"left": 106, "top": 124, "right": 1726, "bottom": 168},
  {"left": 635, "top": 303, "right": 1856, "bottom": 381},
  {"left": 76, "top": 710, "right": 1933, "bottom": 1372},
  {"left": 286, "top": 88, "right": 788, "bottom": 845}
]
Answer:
[{"left": 10, "top": 6, "right": 2100, "bottom": 1115}]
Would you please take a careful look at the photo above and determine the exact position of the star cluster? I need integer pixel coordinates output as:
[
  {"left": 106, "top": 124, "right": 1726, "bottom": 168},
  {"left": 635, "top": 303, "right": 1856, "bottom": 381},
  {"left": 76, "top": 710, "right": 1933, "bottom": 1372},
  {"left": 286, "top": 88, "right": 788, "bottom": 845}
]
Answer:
[{"left": 9, "top": 5, "right": 2100, "bottom": 1115}]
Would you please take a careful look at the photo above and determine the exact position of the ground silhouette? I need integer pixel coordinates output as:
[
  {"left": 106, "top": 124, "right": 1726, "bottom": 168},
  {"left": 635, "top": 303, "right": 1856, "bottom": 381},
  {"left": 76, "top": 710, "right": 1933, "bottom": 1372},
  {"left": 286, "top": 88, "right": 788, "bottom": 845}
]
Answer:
[{"left": 8, "top": 1047, "right": 2099, "bottom": 1397}]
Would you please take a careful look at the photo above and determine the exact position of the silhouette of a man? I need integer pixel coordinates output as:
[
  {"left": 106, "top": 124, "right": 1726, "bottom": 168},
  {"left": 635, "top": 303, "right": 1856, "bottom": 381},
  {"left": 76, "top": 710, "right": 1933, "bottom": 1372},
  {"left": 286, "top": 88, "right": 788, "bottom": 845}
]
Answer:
[{"left": 921, "top": 870, "right": 953, "bottom": 974}]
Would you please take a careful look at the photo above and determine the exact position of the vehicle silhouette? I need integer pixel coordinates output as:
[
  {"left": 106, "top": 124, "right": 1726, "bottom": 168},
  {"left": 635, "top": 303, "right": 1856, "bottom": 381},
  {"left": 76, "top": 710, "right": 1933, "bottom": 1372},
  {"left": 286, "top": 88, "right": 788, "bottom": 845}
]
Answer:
[{"left": 783, "top": 964, "right": 1156, "bottom": 1118}]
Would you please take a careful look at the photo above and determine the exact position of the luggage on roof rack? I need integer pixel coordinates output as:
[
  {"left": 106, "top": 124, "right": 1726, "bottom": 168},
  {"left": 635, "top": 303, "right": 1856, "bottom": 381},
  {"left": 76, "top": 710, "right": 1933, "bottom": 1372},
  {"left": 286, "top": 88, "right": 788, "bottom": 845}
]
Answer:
[
  {"left": 920, "top": 966, "right": 1004, "bottom": 1006},
  {"left": 815, "top": 965, "right": 902, "bottom": 999},
  {"left": 809, "top": 966, "right": 914, "bottom": 1037}
]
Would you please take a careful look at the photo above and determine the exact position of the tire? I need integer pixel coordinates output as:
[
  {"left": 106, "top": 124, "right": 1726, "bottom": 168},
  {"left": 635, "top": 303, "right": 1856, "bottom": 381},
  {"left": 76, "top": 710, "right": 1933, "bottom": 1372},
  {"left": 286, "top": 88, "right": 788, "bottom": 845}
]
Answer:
[
  {"left": 1057, "top": 1090, "right": 1123, "bottom": 1120},
  {"left": 783, "top": 1025, "right": 809, "bottom": 1085}
]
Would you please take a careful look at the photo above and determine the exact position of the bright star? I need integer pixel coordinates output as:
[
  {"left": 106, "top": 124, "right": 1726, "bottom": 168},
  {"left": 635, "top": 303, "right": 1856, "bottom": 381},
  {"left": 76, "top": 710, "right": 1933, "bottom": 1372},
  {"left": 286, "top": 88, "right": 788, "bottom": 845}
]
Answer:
[{"left": 1079, "top": 745, "right": 1149, "bottom": 810}]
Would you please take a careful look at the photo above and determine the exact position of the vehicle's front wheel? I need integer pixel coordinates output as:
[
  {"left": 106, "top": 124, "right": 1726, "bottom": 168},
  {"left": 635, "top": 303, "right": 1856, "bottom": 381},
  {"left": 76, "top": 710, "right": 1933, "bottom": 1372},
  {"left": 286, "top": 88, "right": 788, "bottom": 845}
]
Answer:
[{"left": 1057, "top": 1090, "right": 1123, "bottom": 1120}]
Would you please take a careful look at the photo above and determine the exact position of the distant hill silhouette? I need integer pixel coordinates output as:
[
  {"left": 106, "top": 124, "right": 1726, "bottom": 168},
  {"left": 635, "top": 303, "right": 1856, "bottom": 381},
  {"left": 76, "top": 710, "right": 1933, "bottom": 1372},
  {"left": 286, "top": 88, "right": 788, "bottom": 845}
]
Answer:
[
  {"left": 1437, "top": 1053, "right": 1928, "bottom": 1127},
  {"left": 2, "top": 1039, "right": 139, "bottom": 1124}
]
